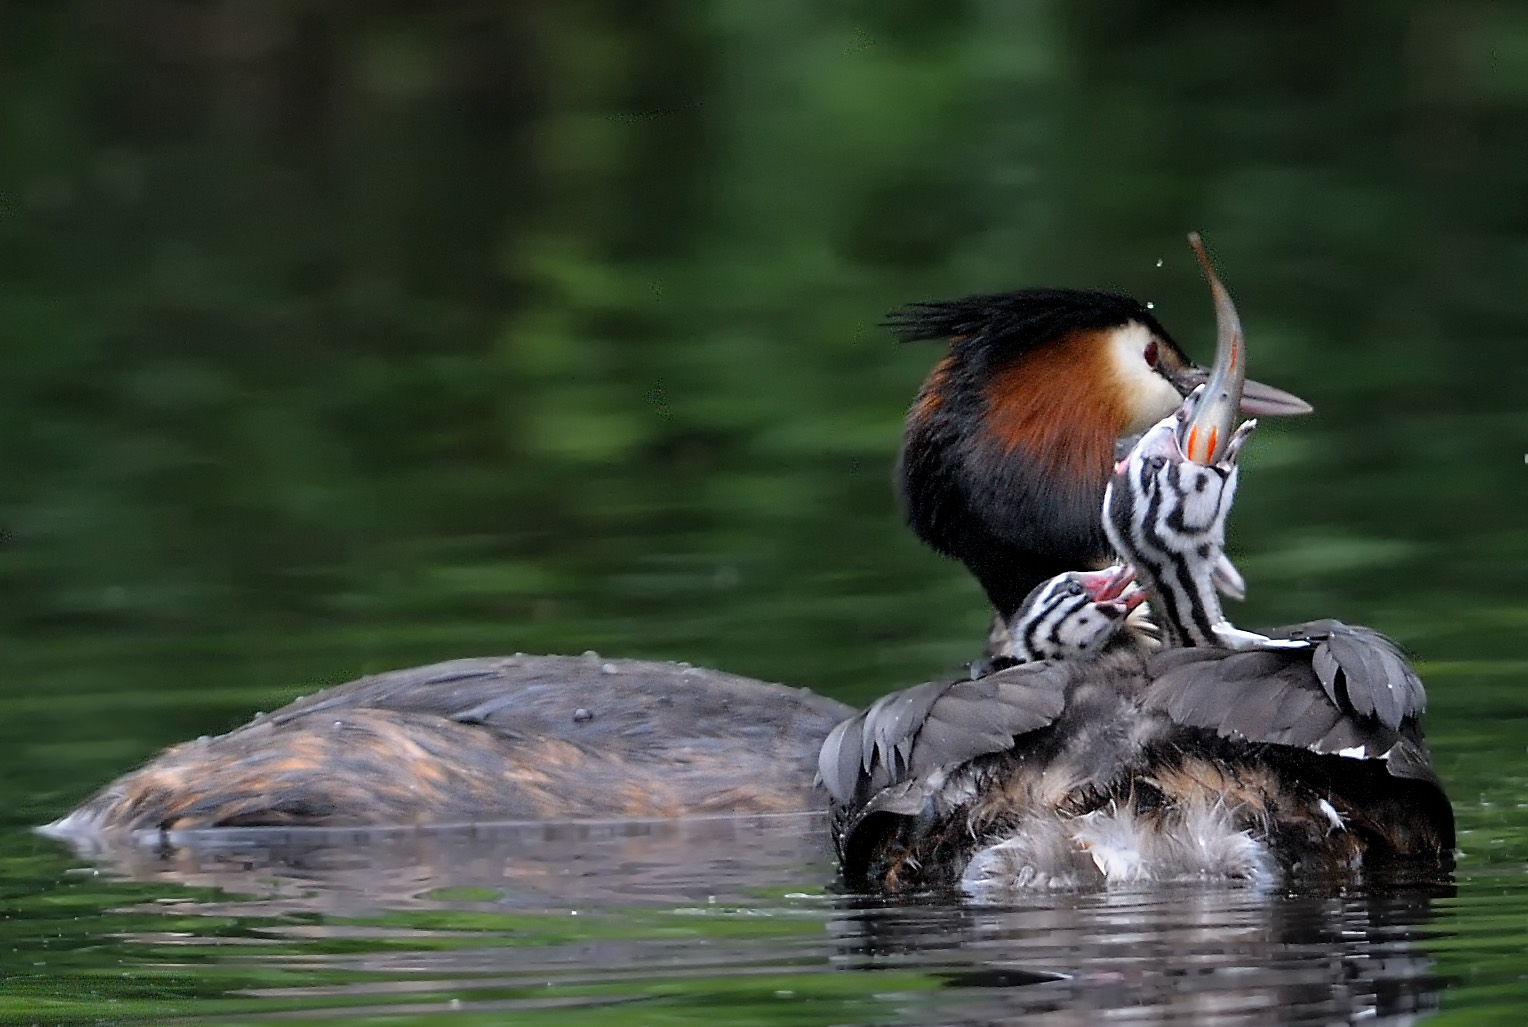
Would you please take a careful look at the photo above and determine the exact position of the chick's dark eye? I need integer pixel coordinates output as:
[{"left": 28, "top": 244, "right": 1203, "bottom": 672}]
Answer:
[
  {"left": 1062, "top": 581, "right": 1085, "bottom": 597},
  {"left": 1143, "top": 340, "right": 1159, "bottom": 367}
]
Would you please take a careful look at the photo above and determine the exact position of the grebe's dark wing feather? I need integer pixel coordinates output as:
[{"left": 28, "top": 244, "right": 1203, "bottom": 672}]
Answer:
[
  {"left": 1268, "top": 620, "right": 1426, "bottom": 730},
  {"left": 1145, "top": 622, "right": 1431, "bottom": 763},
  {"left": 818, "top": 679, "right": 949, "bottom": 806},
  {"left": 1144, "top": 648, "right": 1362, "bottom": 754},
  {"left": 1325, "top": 625, "right": 1424, "bottom": 729},
  {"left": 818, "top": 662, "right": 1071, "bottom": 806}
]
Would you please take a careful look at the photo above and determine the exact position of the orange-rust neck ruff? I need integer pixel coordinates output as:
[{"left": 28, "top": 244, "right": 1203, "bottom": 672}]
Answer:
[{"left": 981, "top": 329, "right": 1124, "bottom": 493}]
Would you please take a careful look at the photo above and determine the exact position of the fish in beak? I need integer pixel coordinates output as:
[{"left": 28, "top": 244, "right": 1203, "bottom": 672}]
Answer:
[
  {"left": 1165, "top": 234, "right": 1313, "bottom": 425},
  {"left": 1176, "top": 233, "right": 1266, "bottom": 466}
]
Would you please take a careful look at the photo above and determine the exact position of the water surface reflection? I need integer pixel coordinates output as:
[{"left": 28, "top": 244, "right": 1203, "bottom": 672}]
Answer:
[
  {"left": 59, "top": 812, "right": 838, "bottom": 913},
  {"left": 837, "top": 885, "right": 1451, "bottom": 1026},
  {"left": 50, "top": 815, "right": 1453, "bottom": 1025}
]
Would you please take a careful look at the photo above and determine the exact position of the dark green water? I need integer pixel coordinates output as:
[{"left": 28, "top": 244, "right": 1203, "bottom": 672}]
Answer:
[{"left": 3, "top": 2, "right": 1528, "bottom": 1023}]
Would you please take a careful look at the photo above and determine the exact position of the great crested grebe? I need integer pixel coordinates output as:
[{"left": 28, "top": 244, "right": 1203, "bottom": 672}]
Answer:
[
  {"left": 41, "top": 250, "right": 1312, "bottom": 837},
  {"left": 823, "top": 238, "right": 1452, "bottom": 894}
]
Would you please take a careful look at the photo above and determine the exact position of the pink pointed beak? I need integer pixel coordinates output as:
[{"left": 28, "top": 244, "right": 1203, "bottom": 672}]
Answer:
[{"left": 1075, "top": 565, "right": 1148, "bottom": 614}]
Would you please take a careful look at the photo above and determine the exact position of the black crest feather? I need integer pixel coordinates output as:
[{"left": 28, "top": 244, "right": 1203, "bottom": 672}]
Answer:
[{"left": 885, "top": 288, "right": 1176, "bottom": 358}]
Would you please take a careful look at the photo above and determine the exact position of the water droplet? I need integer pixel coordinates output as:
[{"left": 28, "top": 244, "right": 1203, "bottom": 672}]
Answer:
[
  {"left": 1155, "top": 258, "right": 1164, "bottom": 267},
  {"left": 1145, "top": 302, "right": 1155, "bottom": 309}
]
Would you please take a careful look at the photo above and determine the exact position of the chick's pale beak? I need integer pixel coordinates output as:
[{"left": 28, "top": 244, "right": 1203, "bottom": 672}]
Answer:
[{"left": 1112, "top": 589, "right": 1150, "bottom": 615}]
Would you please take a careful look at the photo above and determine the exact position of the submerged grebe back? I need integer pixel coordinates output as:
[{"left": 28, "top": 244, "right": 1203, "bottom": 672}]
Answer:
[{"left": 44, "top": 655, "right": 852, "bottom": 835}]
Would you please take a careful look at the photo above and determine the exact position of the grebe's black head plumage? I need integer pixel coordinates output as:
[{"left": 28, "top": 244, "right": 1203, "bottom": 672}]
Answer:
[
  {"left": 892, "top": 288, "right": 1192, "bottom": 620},
  {"left": 891, "top": 285, "right": 1309, "bottom": 622},
  {"left": 886, "top": 289, "right": 1181, "bottom": 363}
]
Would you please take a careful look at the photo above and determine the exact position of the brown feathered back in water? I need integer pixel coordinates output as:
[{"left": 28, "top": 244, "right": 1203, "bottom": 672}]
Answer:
[{"left": 44, "top": 655, "right": 853, "bottom": 836}]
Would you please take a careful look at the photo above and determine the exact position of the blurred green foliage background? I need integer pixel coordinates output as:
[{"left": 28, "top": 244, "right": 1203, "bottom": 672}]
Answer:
[{"left": 0, "top": 0, "right": 1524, "bottom": 758}]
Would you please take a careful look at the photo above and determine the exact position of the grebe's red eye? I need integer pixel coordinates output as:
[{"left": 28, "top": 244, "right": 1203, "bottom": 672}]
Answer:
[{"left": 1143, "top": 340, "right": 1159, "bottom": 367}]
